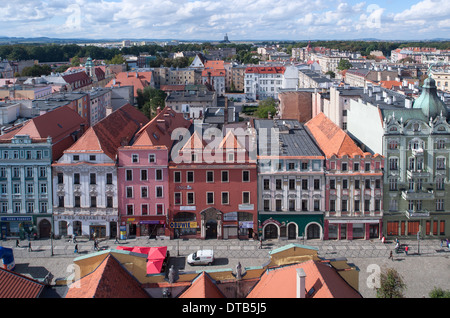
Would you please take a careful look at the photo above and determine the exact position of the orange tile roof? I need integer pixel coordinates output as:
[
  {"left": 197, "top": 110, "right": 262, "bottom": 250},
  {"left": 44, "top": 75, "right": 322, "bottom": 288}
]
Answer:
[
  {"left": 305, "top": 112, "right": 364, "bottom": 158},
  {"left": 64, "top": 104, "right": 148, "bottom": 160},
  {"left": 0, "top": 105, "right": 87, "bottom": 160},
  {"left": 179, "top": 272, "right": 224, "bottom": 298},
  {"left": 380, "top": 80, "right": 402, "bottom": 89},
  {"left": 245, "top": 66, "right": 285, "bottom": 74},
  {"left": 106, "top": 71, "right": 153, "bottom": 97},
  {"left": 132, "top": 106, "right": 191, "bottom": 149},
  {"left": 0, "top": 268, "right": 46, "bottom": 298},
  {"left": 65, "top": 254, "right": 149, "bottom": 298},
  {"left": 204, "top": 60, "right": 225, "bottom": 70},
  {"left": 247, "top": 260, "right": 361, "bottom": 298}
]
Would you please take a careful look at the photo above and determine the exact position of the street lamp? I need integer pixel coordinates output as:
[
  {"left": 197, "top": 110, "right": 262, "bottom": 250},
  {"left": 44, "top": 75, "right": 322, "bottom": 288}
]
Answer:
[{"left": 417, "top": 231, "right": 420, "bottom": 255}]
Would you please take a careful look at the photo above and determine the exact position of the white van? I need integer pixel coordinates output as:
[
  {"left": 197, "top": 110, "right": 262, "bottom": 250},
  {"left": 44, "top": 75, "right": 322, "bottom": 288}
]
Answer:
[{"left": 187, "top": 249, "right": 214, "bottom": 266}]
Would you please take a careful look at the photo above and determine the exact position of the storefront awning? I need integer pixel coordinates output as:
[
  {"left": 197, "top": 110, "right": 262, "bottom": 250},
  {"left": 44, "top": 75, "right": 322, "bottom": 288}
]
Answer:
[{"left": 147, "top": 259, "right": 164, "bottom": 275}]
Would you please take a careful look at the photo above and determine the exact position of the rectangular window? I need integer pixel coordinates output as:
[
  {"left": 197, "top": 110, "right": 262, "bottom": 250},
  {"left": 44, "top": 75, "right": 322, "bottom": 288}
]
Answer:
[
  {"left": 342, "top": 179, "right": 348, "bottom": 189},
  {"left": 74, "top": 196, "right": 81, "bottom": 208},
  {"left": 149, "top": 154, "right": 155, "bottom": 163},
  {"left": 174, "top": 171, "right": 181, "bottom": 183},
  {"left": 90, "top": 196, "right": 97, "bottom": 208},
  {"left": 155, "top": 169, "right": 163, "bottom": 181},
  {"left": 289, "top": 179, "right": 295, "bottom": 190},
  {"left": 141, "top": 169, "right": 148, "bottom": 181},
  {"left": 57, "top": 173, "right": 64, "bottom": 184},
  {"left": 156, "top": 204, "right": 163, "bottom": 215},
  {"left": 187, "top": 192, "right": 195, "bottom": 205},
  {"left": 187, "top": 171, "right": 194, "bottom": 183},
  {"left": 314, "top": 179, "right": 320, "bottom": 190},
  {"left": 206, "top": 171, "right": 214, "bottom": 183},
  {"left": 126, "top": 186, "right": 133, "bottom": 198},
  {"left": 276, "top": 199, "right": 282, "bottom": 211},
  {"left": 132, "top": 154, "right": 139, "bottom": 163},
  {"left": 302, "top": 179, "right": 308, "bottom": 190},
  {"left": 156, "top": 186, "right": 163, "bottom": 198},
  {"left": 354, "top": 200, "right": 360, "bottom": 212},
  {"left": 141, "top": 204, "right": 148, "bottom": 215},
  {"left": 127, "top": 204, "right": 134, "bottom": 216},
  {"left": 437, "top": 199, "right": 444, "bottom": 211},
  {"left": 90, "top": 173, "right": 96, "bottom": 185},
  {"left": 106, "top": 173, "right": 113, "bottom": 185},
  {"left": 106, "top": 196, "right": 113, "bottom": 208},
  {"left": 342, "top": 199, "right": 348, "bottom": 212},
  {"left": 207, "top": 192, "right": 214, "bottom": 204},
  {"left": 141, "top": 186, "right": 148, "bottom": 198},
  {"left": 263, "top": 179, "right": 270, "bottom": 190},
  {"left": 330, "top": 200, "right": 336, "bottom": 212},
  {"left": 222, "top": 192, "right": 229, "bottom": 205},
  {"left": 242, "top": 170, "right": 250, "bottom": 182},
  {"left": 126, "top": 170, "right": 133, "bottom": 181},
  {"left": 221, "top": 171, "right": 229, "bottom": 182},
  {"left": 242, "top": 192, "right": 250, "bottom": 204},
  {"left": 174, "top": 192, "right": 181, "bottom": 205},
  {"left": 289, "top": 200, "right": 295, "bottom": 211},
  {"left": 264, "top": 199, "right": 270, "bottom": 211},
  {"left": 330, "top": 179, "right": 336, "bottom": 190}
]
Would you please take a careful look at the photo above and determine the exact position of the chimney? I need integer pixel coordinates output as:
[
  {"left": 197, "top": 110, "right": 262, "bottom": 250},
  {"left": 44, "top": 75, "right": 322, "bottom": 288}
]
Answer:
[
  {"left": 296, "top": 268, "right": 306, "bottom": 298},
  {"left": 224, "top": 97, "right": 229, "bottom": 125}
]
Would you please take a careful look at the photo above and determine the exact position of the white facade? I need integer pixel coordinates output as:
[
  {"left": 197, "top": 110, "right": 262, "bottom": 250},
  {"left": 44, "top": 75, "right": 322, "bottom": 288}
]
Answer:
[{"left": 52, "top": 151, "right": 118, "bottom": 239}]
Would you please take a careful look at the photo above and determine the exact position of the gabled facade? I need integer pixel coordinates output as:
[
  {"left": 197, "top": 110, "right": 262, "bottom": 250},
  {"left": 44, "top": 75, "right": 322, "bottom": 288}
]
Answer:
[
  {"left": 306, "top": 113, "right": 384, "bottom": 240},
  {"left": 168, "top": 123, "right": 258, "bottom": 240},
  {"left": 52, "top": 104, "right": 148, "bottom": 239},
  {"left": 117, "top": 107, "right": 191, "bottom": 238}
]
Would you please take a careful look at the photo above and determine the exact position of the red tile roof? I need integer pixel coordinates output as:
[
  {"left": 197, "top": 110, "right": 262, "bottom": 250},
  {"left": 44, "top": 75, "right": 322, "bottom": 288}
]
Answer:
[
  {"left": 65, "top": 254, "right": 149, "bottom": 298},
  {"left": 132, "top": 106, "right": 191, "bottom": 148},
  {"left": 0, "top": 105, "right": 87, "bottom": 160},
  {"left": 247, "top": 260, "right": 361, "bottom": 298},
  {"left": 305, "top": 112, "right": 365, "bottom": 158},
  {"left": 105, "top": 71, "right": 153, "bottom": 97},
  {"left": 245, "top": 66, "right": 286, "bottom": 74},
  {"left": 0, "top": 268, "right": 46, "bottom": 298},
  {"left": 63, "top": 104, "right": 149, "bottom": 160},
  {"left": 179, "top": 272, "right": 224, "bottom": 298}
]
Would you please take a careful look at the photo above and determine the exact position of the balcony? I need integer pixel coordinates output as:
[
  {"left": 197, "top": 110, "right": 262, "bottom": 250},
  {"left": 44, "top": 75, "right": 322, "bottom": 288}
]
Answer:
[
  {"left": 407, "top": 169, "right": 430, "bottom": 179},
  {"left": 411, "top": 148, "right": 424, "bottom": 157},
  {"left": 401, "top": 189, "right": 435, "bottom": 200}
]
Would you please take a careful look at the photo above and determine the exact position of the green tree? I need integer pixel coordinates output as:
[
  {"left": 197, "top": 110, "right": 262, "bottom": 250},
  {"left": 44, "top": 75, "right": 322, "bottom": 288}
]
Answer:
[
  {"left": 136, "top": 86, "right": 167, "bottom": 119},
  {"left": 71, "top": 56, "right": 81, "bottom": 66},
  {"left": 106, "top": 54, "right": 125, "bottom": 65},
  {"left": 337, "top": 59, "right": 353, "bottom": 71},
  {"left": 255, "top": 97, "right": 277, "bottom": 119},
  {"left": 325, "top": 71, "right": 335, "bottom": 78},
  {"left": 376, "top": 268, "right": 406, "bottom": 298},
  {"left": 21, "top": 64, "right": 52, "bottom": 77},
  {"left": 429, "top": 287, "right": 450, "bottom": 298}
]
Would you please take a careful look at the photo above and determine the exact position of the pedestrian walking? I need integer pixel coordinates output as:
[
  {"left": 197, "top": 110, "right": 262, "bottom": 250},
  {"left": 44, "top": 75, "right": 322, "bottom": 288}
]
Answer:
[
  {"left": 74, "top": 244, "right": 78, "bottom": 254},
  {"left": 259, "top": 238, "right": 263, "bottom": 249},
  {"left": 28, "top": 242, "right": 32, "bottom": 252},
  {"left": 381, "top": 235, "right": 385, "bottom": 244},
  {"left": 15, "top": 239, "right": 20, "bottom": 248},
  {"left": 388, "top": 250, "right": 393, "bottom": 261},
  {"left": 73, "top": 234, "right": 77, "bottom": 243},
  {"left": 94, "top": 239, "right": 99, "bottom": 251},
  {"left": 395, "top": 241, "right": 399, "bottom": 253},
  {"left": 405, "top": 245, "right": 408, "bottom": 256},
  {"left": 114, "top": 236, "right": 119, "bottom": 244}
]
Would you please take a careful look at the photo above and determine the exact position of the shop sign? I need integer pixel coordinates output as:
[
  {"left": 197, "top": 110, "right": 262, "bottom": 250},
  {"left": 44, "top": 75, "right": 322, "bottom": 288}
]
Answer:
[
  {"left": 180, "top": 206, "right": 196, "bottom": 211},
  {"left": 224, "top": 212, "right": 238, "bottom": 221},
  {"left": 238, "top": 204, "right": 254, "bottom": 211},
  {"left": 262, "top": 218, "right": 281, "bottom": 227},
  {"left": 0, "top": 216, "right": 32, "bottom": 222},
  {"left": 169, "top": 222, "right": 198, "bottom": 229},
  {"left": 239, "top": 221, "right": 254, "bottom": 229},
  {"left": 139, "top": 220, "right": 164, "bottom": 224},
  {"left": 176, "top": 185, "right": 192, "bottom": 190}
]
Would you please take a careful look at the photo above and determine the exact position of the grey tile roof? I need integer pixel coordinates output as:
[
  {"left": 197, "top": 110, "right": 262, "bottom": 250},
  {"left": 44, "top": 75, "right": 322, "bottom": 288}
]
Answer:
[{"left": 254, "top": 119, "right": 323, "bottom": 157}]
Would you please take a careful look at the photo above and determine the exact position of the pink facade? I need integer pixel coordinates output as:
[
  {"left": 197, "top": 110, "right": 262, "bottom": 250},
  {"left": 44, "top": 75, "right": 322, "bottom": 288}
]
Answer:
[{"left": 117, "top": 146, "right": 170, "bottom": 238}]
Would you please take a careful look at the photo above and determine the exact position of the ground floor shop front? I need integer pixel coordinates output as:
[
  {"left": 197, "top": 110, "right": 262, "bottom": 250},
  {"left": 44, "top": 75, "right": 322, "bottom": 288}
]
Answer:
[
  {"left": 54, "top": 214, "right": 119, "bottom": 239},
  {"left": 120, "top": 215, "right": 168, "bottom": 239},
  {"left": 323, "top": 218, "right": 382, "bottom": 240},
  {"left": 258, "top": 213, "right": 324, "bottom": 240},
  {"left": 170, "top": 208, "right": 257, "bottom": 240},
  {"left": 0, "top": 215, "right": 52, "bottom": 240},
  {"left": 383, "top": 212, "right": 449, "bottom": 239}
]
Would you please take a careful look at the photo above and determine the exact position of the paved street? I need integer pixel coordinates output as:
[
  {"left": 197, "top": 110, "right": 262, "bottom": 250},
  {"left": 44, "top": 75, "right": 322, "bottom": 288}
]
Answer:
[{"left": 2, "top": 237, "right": 449, "bottom": 298}]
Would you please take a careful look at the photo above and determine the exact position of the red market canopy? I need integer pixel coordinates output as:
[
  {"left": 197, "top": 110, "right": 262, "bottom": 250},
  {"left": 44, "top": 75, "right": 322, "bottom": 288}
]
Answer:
[
  {"left": 116, "top": 246, "right": 134, "bottom": 251},
  {"left": 131, "top": 246, "right": 151, "bottom": 254},
  {"left": 147, "top": 259, "right": 164, "bottom": 275},
  {"left": 147, "top": 246, "right": 167, "bottom": 260}
]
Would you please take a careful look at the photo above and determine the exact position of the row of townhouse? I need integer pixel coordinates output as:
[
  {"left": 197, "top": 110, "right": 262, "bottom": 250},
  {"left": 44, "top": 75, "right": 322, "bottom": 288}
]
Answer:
[{"left": 2, "top": 78, "right": 449, "bottom": 241}]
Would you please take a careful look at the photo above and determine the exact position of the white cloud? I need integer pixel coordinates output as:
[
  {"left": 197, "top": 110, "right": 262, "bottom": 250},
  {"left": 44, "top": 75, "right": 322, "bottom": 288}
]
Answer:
[{"left": 0, "top": 0, "right": 449, "bottom": 40}]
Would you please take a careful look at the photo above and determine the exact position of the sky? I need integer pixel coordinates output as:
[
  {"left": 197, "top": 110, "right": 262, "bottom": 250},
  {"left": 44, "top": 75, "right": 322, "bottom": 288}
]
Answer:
[{"left": 0, "top": 0, "right": 449, "bottom": 41}]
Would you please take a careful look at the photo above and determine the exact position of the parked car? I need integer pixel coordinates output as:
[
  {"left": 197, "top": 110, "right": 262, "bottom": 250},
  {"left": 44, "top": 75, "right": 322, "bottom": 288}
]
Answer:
[{"left": 187, "top": 249, "right": 214, "bottom": 266}]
